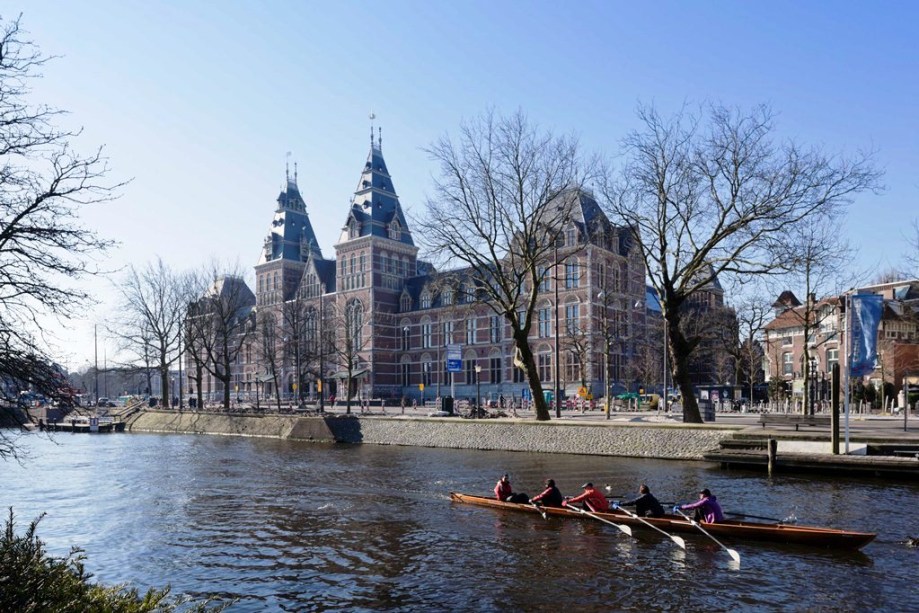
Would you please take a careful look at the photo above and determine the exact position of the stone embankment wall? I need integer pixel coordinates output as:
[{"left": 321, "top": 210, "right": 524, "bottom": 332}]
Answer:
[{"left": 129, "top": 411, "right": 736, "bottom": 460}]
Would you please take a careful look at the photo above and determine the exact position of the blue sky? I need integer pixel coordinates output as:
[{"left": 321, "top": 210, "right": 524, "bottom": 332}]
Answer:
[{"left": 14, "top": 1, "right": 919, "bottom": 368}]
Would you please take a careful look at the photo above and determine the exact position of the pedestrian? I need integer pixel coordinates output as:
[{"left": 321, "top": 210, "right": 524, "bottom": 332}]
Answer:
[
  {"left": 675, "top": 488, "right": 725, "bottom": 523},
  {"left": 614, "top": 483, "right": 665, "bottom": 518},
  {"left": 563, "top": 482, "right": 610, "bottom": 512}
]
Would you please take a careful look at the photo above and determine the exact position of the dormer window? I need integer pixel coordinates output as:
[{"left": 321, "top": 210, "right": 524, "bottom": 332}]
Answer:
[
  {"left": 389, "top": 221, "right": 401, "bottom": 241},
  {"left": 421, "top": 291, "right": 432, "bottom": 309},
  {"left": 442, "top": 288, "right": 454, "bottom": 306},
  {"left": 349, "top": 219, "right": 360, "bottom": 239},
  {"left": 401, "top": 293, "right": 412, "bottom": 312},
  {"left": 566, "top": 227, "right": 577, "bottom": 246}
]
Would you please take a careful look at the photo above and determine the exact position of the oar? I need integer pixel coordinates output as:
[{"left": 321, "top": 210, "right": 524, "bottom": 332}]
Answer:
[
  {"left": 725, "top": 511, "right": 789, "bottom": 523},
  {"left": 674, "top": 508, "right": 741, "bottom": 563},
  {"left": 615, "top": 505, "right": 685, "bottom": 549},
  {"left": 530, "top": 502, "right": 548, "bottom": 520},
  {"left": 565, "top": 504, "right": 633, "bottom": 537}
]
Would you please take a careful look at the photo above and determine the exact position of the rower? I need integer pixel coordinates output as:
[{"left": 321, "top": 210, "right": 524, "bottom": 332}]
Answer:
[{"left": 562, "top": 482, "right": 610, "bottom": 512}]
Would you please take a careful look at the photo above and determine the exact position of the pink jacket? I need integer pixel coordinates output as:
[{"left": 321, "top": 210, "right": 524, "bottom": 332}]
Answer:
[{"left": 680, "top": 495, "right": 725, "bottom": 523}]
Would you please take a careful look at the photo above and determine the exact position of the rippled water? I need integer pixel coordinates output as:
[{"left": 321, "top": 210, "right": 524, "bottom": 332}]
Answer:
[{"left": 2, "top": 432, "right": 918, "bottom": 612}]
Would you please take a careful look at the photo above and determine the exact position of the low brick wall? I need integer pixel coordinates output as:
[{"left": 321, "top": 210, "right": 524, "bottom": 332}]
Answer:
[{"left": 128, "top": 412, "right": 734, "bottom": 460}]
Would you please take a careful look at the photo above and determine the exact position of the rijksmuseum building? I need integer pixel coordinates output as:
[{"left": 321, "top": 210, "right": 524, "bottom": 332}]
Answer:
[{"left": 214, "top": 131, "right": 653, "bottom": 406}]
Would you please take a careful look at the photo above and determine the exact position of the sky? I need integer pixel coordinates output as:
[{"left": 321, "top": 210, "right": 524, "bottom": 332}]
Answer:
[{"left": 11, "top": 0, "right": 919, "bottom": 370}]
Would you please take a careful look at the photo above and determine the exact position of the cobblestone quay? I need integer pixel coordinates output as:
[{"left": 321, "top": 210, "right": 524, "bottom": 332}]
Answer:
[{"left": 128, "top": 411, "right": 735, "bottom": 460}]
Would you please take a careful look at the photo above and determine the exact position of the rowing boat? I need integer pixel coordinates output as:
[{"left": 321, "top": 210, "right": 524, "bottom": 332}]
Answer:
[{"left": 450, "top": 492, "right": 875, "bottom": 550}]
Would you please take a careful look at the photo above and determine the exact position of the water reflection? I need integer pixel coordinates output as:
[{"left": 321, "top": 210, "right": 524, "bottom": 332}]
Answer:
[{"left": 1, "top": 432, "right": 917, "bottom": 611}]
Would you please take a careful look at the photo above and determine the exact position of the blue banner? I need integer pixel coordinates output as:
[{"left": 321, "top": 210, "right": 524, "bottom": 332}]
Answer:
[{"left": 849, "top": 293, "right": 884, "bottom": 377}]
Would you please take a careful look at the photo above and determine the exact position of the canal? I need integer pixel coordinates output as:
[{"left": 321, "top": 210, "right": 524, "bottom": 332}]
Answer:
[{"left": 3, "top": 432, "right": 917, "bottom": 611}]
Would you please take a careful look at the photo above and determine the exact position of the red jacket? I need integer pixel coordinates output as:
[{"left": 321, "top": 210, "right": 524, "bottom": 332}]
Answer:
[
  {"left": 566, "top": 487, "right": 610, "bottom": 512},
  {"left": 495, "top": 479, "right": 512, "bottom": 501}
]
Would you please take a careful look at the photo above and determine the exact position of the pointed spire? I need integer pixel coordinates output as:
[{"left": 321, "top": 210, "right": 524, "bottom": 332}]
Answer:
[
  {"left": 294, "top": 161, "right": 298, "bottom": 185},
  {"left": 370, "top": 110, "right": 376, "bottom": 148},
  {"left": 378, "top": 126, "right": 382, "bottom": 150},
  {"left": 285, "top": 151, "right": 291, "bottom": 184}
]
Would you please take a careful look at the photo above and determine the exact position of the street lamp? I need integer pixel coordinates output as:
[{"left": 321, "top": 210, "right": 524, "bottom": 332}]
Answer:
[
  {"left": 809, "top": 357, "right": 818, "bottom": 415},
  {"left": 403, "top": 326, "right": 410, "bottom": 399},
  {"left": 318, "top": 282, "right": 325, "bottom": 413},
  {"left": 475, "top": 363, "right": 482, "bottom": 418},
  {"left": 598, "top": 291, "right": 612, "bottom": 420},
  {"left": 554, "top": 239, "right": 561, "bottom": 418}
]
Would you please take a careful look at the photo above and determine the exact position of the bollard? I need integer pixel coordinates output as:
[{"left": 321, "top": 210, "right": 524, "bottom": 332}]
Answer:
[{"left": 767, "top": 438, "right": 778, "bottom": 476}]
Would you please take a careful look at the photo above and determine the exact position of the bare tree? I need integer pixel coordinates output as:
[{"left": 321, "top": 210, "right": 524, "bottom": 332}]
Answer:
[
  {"left": 413, "top": 110, "right": 595, "bottom": 421},
  {"left": 773, "top": 216, "right": 856, "bottom": 414},
  {"left": 904, "top": 219, "right": 919, "bottom": 277},
  {"left": 110, "top": 258, "right": 185, "bottom": 407},
  {"left": 730, "top": 294, "right": 770, "bottom": 404},
  {"left": 602, "top": 103, "right": 881, "bottom": 422},
  {"left": 0, "top": 16, "right": 121, "bottom": 457},
  {"left": 324, "top": 298, "right": 385, "bottom": 414},
  {"left": 183, "top": 271, "right": 209, "bottom": 410},
  {"left": 187, "top": 263, "right": 255, "bottom": 409},
  {"left": 256, "top": 310, "right": 282, "bottom": 411},
  {"left": 280, "top": 294, "right": 319, "bottom": 407}
]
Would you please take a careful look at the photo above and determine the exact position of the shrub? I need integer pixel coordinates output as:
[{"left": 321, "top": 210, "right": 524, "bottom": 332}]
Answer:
[{"left": 0, "top": 508, "right": 228, "bottom": 612}]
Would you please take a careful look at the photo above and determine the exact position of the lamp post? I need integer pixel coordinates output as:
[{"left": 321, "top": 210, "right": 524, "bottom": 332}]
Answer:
[
  {"left": 475, "top": 363, "right": 482, "bottom": 417},
  {"left": 662, "top": 314, "right": 668, "bottom": 411},
  {"left": 554, "top": 240, "right": 561, "bottom": 418},
  {"left": 403, "top": 326, "right": 410, "bottom": 401},
  {"left": 598, "top": 291, "right": 611, "bottom": 420},
  {"left": 318, "top": 282, "right": 325, "bottom": 413},
  {"left": 809, "top": 357, "right": 818, "bottom": 415},
  {"left": 177, "top": 330, "right": 183, "bottom": 409}
]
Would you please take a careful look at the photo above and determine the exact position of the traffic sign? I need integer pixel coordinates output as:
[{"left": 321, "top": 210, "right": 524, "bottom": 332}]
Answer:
[{"left": 446, "top": 344, "right": 462, "bottom": 373}]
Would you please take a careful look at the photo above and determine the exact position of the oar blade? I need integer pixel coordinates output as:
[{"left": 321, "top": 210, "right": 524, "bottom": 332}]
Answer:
[
  {"left": 671, "top": 535, "right": 686, "bottom": 549},
  {"left": 727, "top": 548, "right": 741, "bottom": 563},
  {"left": 618, "top": 524, "right": 633, "bottom": 537}
]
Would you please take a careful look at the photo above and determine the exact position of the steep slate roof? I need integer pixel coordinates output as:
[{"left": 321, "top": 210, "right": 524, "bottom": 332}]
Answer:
[
  {"left": 257, "top": 174, "right": 323, "bottom": 265},
  {"left": 314, "top": 258, "right": 337, "bottom": 294},
  {"left": 204, "top": 275, "right": 256, "bottom": 321},
  {"left": 773, "top": 290, "right": 802, "bottom": 309},
  {"left": 342, "top": 138, "right": 414, "bottom": 246}
]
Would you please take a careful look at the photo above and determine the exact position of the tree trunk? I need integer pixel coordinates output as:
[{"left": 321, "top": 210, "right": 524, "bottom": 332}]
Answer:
[
  {"left": 194, "top": 368, "right": 203, "bottom": 410},
  {"left": 346, "top": 367, "right": 353, "bottom": 415},
  {"left": 160, "top": 365, "right": 170, "bottom": 409},
  {"left": 514, "top": 333, "right": 550, "bottom": 421},
  {"left": 667, "top": 313, "right": 702, "bottom": 423}
]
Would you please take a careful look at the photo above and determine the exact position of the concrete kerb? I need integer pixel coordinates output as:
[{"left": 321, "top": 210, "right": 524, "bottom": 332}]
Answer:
[{"left": 128, "top": 410, "right": 739, "bottom": 460}]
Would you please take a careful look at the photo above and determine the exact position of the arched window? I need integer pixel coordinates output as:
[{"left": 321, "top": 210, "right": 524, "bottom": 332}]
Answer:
[
  {"left": 421, "top": 291, "right": 432, "bottom": 309},
  {"left": 346, "top": 300, "right": 363, "bottom": 353},
  {"left": 305, "top": 307, "right": 318, "bottom": 352}
]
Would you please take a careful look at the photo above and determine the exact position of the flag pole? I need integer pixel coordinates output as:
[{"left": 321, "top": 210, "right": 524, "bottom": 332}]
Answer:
[{"left": 843, "top": 292, "right": 851, "bottom": 454}]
